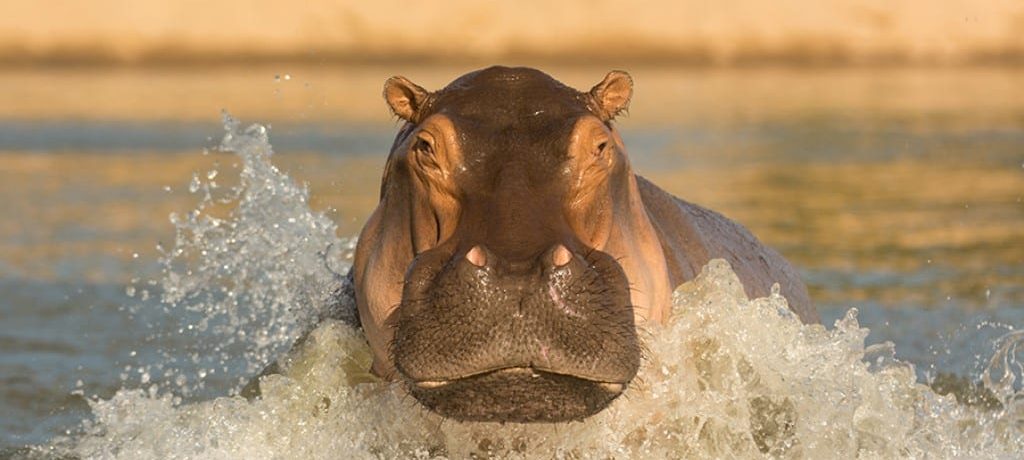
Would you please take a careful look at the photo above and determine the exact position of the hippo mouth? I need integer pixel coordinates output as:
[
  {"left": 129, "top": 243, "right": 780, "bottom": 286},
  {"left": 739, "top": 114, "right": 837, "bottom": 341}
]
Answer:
[
  {"left": 407, "top": 366, "right": 628, "bottom": 423},
  {"left": 392, "top": 243, "right": 641, "bottom": 423}
]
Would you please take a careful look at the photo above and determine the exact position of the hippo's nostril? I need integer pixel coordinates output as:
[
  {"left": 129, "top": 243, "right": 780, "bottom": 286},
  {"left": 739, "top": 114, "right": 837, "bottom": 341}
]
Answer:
[
  {"left": 415, "top": 380, "right": 451, "bottom": 389},
  {"left": 552, "top": 244, "right": 572, "bottom": 267},
  {"left": 598, "top": 382, "right": 625, "bottom": 394},
  {"left": 466, "top": 245, "right": 487, "bottom": 267}
]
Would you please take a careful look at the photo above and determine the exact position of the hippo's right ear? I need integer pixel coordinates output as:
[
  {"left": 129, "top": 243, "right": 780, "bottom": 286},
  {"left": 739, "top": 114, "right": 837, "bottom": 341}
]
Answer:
[{"left": 384, "top": 76, "right": 430, "bottom": 122}]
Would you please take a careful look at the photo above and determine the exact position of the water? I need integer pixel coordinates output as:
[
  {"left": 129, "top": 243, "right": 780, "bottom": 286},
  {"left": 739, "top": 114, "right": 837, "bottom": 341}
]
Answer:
[
  {"left": 0, "top": 65, "right": 1022, "bottom": 457},
  {"left": 24, "top": 119, "right": 1024, "bottom": 458}
]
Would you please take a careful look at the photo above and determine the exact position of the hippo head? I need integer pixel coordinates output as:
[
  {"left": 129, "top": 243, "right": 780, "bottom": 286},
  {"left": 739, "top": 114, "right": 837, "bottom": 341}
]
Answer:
[{"left": 354, "top": 66, "right": 660, "bottom": 423}]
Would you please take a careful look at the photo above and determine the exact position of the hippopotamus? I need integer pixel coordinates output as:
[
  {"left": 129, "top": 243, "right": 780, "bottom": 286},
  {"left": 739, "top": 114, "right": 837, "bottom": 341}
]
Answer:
[{"left": 342, "top": 66, "right": 818, "bottom": 423}]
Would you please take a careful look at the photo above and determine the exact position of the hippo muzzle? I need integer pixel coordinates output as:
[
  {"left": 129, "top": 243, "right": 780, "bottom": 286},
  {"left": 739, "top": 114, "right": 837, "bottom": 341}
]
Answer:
[{"left": 393, "top": 242, "right": 640, "bottom": 422}]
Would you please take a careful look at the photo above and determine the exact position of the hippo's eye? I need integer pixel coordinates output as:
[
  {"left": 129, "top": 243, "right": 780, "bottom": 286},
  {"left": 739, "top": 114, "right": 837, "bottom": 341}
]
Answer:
[
  {"left": 413, "top": 137, "right": 434, "bottom": 156},
  {"left": 411, "top": 134, "right": 443, "bottom": 172},
  {"left": 592, "top": 139, "right": 614, "bottom": 159}
]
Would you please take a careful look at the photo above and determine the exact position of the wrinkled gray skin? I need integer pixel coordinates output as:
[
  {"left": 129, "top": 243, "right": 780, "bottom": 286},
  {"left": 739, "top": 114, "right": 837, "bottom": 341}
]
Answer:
[
  {"left": 248, "top": 66, "right": 817, "bottom": 424},
  {"left": 393, "top": 238, "right": 639, "bottom": 422}
]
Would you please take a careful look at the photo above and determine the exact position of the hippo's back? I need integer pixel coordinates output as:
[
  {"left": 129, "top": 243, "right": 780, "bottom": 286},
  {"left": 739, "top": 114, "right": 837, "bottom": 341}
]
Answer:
[{"left": 635, "top": 175, "right": 819, "bottom": 324}]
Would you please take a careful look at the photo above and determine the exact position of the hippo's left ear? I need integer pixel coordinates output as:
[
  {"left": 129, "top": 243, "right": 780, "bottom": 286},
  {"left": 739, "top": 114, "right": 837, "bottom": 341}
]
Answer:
[
  {"left": 384, "top": 76, "right": 430, "bottom": 122},
  {"left": 588, "top": 71, "right": 633, "bottom": 121}
]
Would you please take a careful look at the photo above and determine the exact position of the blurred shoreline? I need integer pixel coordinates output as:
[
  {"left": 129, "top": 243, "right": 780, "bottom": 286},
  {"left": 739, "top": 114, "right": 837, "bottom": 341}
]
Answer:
[
  {"left": 4, "top": 0, "right": 1023, "bottom": 68},
  {"left": 6, "top": 52, "right": 1024, "bottom": 69},
  {"left": 2, "top": 48, "right": 1024, "bottom": 69}
]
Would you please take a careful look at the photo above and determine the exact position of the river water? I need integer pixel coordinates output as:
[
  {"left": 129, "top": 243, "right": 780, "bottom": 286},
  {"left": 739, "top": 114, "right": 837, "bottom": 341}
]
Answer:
[{"left": 0, "top": 65, "right": 1021, "bottom": 458}]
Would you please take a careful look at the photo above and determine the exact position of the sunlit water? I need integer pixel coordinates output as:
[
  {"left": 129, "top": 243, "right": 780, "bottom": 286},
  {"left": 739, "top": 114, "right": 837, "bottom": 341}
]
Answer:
[
  {"left": 7, "top": 116, "right": 1017, "bottom": 459},
  {"left": 0, "top": 66, "right": 1022, "bottom": 458}
]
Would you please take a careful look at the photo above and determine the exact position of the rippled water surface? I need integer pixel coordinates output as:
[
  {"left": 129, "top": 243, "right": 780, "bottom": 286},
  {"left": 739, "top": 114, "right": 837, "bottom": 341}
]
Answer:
[{"left": 0, "top": 65, "right": 1021, "bottom": 457}]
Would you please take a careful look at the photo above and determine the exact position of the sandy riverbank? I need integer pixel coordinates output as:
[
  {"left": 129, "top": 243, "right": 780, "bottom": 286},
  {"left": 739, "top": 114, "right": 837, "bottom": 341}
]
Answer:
[{"left": 3, "top": 1, "right": 1023, "bottom": 66}]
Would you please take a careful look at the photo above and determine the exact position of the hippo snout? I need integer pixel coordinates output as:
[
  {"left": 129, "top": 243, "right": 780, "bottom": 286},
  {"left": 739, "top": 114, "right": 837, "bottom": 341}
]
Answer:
[{"left": 392, "top": 243, "right": 640, "bottom": 423}]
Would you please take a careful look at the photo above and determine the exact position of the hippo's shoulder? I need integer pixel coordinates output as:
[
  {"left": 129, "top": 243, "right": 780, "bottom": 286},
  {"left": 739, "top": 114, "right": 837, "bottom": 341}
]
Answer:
[{"left": 635, "top": 175, "right": 818, "bottom": 323}]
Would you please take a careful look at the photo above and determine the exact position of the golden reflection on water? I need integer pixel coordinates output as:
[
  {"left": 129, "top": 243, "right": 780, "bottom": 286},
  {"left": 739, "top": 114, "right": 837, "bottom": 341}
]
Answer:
[
  {"left": 654, "top": 161, "right": 1023, "bottom": 256},
  {"left": 0, "top": 151, "right": 382, "bottom": 282}
]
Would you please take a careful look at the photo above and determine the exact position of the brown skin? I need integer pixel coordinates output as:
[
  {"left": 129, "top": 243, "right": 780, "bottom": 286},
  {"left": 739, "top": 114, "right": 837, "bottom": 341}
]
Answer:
[{"left": 353, "top": 66, "right": 818, "bottom": 423}]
